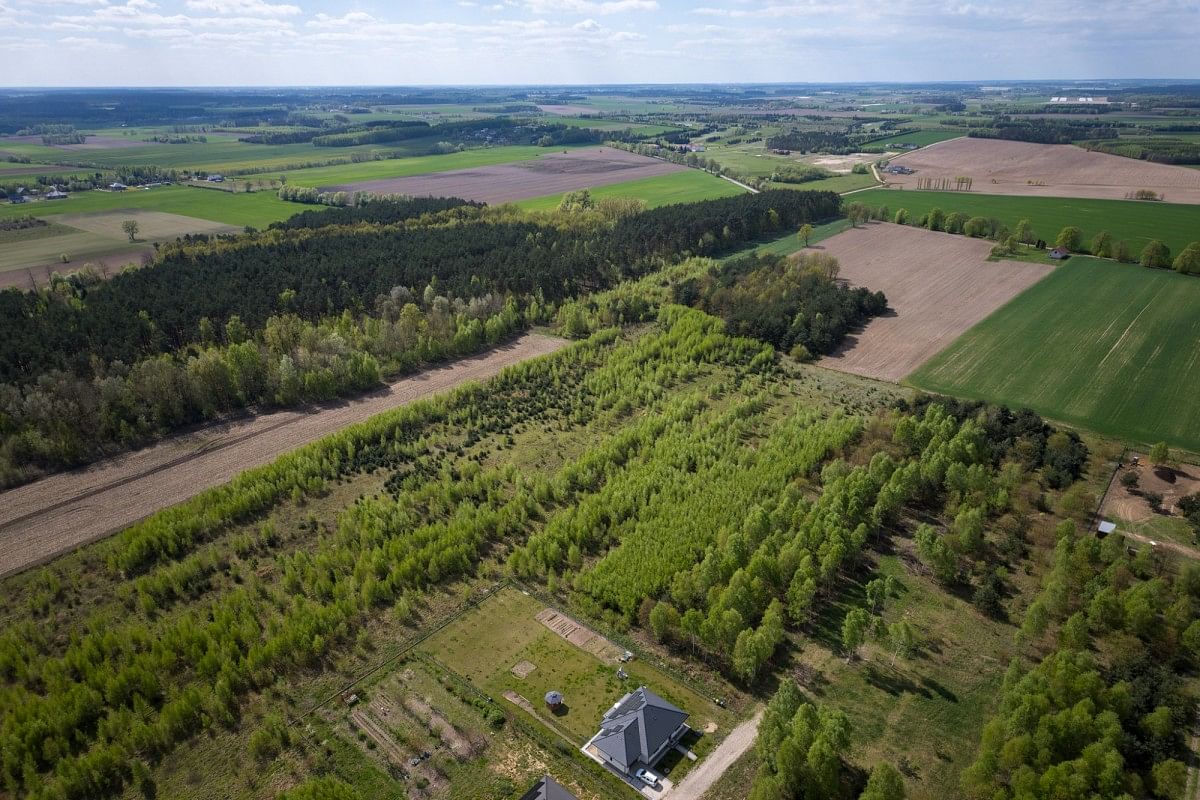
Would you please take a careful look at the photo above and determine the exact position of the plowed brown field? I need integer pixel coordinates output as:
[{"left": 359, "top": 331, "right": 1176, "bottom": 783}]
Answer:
[
  {"left": 888, "top": 137, "right": 1200, "bottom": 203},
  {"left": 0, "top": 334, "right": 567, "bottom": 578},
  {"left": 322, "top": 147, "right": 685, "bottom": 204},
  {"left": 813, "top": 223, "right": 1051, "bottom": 382}
]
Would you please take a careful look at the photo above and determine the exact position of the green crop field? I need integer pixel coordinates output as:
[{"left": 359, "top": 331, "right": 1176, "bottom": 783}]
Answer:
[
  {"left": 852, "top": 188, "right": 1200, "bottom": 255},
  {"left": 0, "top": 185, "right": 304, "bottom": 229},
  {"left": 516, "top": 169, "right": 745, "bottom": 211},
  {"left": 909, "top": 257, "right": 1200, "bottom": 452}
]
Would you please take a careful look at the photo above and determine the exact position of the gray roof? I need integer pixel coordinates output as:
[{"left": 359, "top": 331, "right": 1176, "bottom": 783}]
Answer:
[
  {"left": 592, "top": 686, "right": 688, "bottom": 770},
  {"left": 520, "top": 775, "right": 577, "bottom": 800}
]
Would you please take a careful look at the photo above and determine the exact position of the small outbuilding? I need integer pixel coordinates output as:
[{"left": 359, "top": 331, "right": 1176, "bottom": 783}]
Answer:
[
  {"left": 544, "top": 690, "right": 563, "bottom": 711},
  {"left": 8, "top": 194, "right": 26, "bottom": 204},
  {"left": 45, "top": 188, "right": 69, "bottom": 200},
  {"left": 1097, "top": 521, "right": 1117, "bottom": 536},
  {"left": 206, "top": 174, "right": 225, "bottom": 183},
  {"left": 109, "top": 182, "right": 128, "bottom": 191},
  {"left": 1049, "top": 247, "right": 1070, "bottom": 260}
]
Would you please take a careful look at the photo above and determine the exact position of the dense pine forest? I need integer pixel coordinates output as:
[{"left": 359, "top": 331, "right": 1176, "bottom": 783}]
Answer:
[{"left": 0, "top": 191, "right": 841, "bottom": 486}]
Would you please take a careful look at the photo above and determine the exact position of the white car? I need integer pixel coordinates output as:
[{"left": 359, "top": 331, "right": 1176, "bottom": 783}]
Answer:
[{"left": 635, "top": 768, "right": 660, "bottom": 787}]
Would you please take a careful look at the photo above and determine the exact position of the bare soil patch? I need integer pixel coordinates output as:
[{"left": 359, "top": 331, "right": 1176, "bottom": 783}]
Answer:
[
  {"left": 1100, "top": 456, "right": 1200, "bottom": 523},
  {"left": 512, "top": 660, "right": 538, "bottom": 678},
  {"left": 535, "top": 607, "right": 624, "bottom": 662},
  {"left": 0, "top": 249, "right": 151, "bottom": 291},
  {"left": 0, "top": 164, "right": 77, "bottom": 177},
  {"left": 58, "top": 136, "right": 161, "bottom": 151},
  {"left": 0, "top": 334, "right": 568, "bottom": 578},
  {"left": 811, "top": 223, "right": 1052, "bottom": 382},
  {"left": 537, "top": 104, "right": 597, "bottom": 115},
  {"left": 322, "top": 148, "right": 685, "bottom": 204},
  {"left": 55, "top": 209, "right": 239, "bottom": 240},
  {"left": 888, "top": 137, "right": 1200, "bottom": 203}
]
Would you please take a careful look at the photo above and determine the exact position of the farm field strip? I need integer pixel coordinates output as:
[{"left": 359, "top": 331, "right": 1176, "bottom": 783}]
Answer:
[
  {"left": 277, "top": 144, "right": 573, "bottom": 187},
  {"left": 0, "top": 334, "right": 567, "bottom": 579},
  {"left": 321, "top": 147, "right": 687, "bottom": 205},
  {"left": 813, "top": 223, "right": 1052, "bottom": 382},
  {"left": 515, "top": 168, "right": 744, "bottom": 211},
  {"left": 0, "top": 184, "right": 305, "bottom": 229},
  {"left": 849, "top": 188, "right": 1200, "bottom": 255},
  {"left": 886, "top": 137, "right": 1200, "bottom": 203},
  {"left": 909, "top": 257, "right": 1200, "bottom": 452}
]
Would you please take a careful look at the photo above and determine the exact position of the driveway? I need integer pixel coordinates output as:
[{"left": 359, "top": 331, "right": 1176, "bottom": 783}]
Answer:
[{"left": 669, "top": 708, "right": 763, "bottom": 800}]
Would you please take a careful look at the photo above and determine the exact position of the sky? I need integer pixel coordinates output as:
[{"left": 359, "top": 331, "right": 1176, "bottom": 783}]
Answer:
[{"left": 1, "top": 0, "right": 1198, "bottom": 87}]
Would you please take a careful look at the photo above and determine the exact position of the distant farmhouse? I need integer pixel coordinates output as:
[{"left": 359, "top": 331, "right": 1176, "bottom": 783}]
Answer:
[
  {"left": 885, "top": 165, "right": 915, "bottom": 175},
  {"left": 109, "top": 182, "right": 128, "bottom": 191},
  {"left": 206, "top": 174, "right": 225, "bottom": 183},
  {"left": 45, "top": 187, "right": 69, "bottom": 200},
  {"left": 520, "top": 775, "right": 577, "bottom": 800},
  {"left": 583, "top": 686, "right": 689, "bottom": 778}
]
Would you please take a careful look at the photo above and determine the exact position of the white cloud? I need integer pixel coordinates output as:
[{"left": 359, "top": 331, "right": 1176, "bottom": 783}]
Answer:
[
  {"left": 523, "top": 0, "right": 657, "bottom": 14},
  {"left": 184, "top": 0, "right": 299, "bottom": 16}
]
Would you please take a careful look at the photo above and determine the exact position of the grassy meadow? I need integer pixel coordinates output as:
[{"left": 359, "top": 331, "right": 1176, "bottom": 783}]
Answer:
[
  {"left": 851, "top": 188, "right": 1200, "bottom": 255},
  {"left": 909, "top": 256, "right": 1200, "bottom": 452},
  {"left": 0, "top": 185, "right": 303, "bottom": 229},
  {"left": 515, "top": 169, "right": 745, "bottom": 211}
]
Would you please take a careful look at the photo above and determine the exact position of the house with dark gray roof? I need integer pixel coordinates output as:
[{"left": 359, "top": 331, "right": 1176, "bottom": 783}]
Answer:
[
  {"left": 520, "top": 775, "right": 577, "bottom": 800},
  {"left": 584, "top": 686, "right": 689, "bottom": 776}
]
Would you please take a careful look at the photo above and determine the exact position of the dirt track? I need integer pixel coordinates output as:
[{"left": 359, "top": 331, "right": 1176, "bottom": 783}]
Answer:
[
  {"left": 887, "top": 137, "right": 1200, "bottom": 204},
  {"left": 671, "top": 708, "right": 763, "bottom": 800},
  {"left": 323, "top": 148, "right": 685, "bottom": 204},
  {"left": 0, "top": 334, "right": 567, "bottom": 578},
  {"left": 814, "top": 223, "right": 1051, "bottom": 382}
]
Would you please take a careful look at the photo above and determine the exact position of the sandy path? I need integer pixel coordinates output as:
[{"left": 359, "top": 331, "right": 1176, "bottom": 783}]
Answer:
[
  {"left": 0, "top": 334, "right": 567, "bottom": 578},
  {"left": 814, "top": 223, "right": 1051, "bottom": 382},
  {"left": 673, "top": 709, "right": 763, "bottom": 800}
]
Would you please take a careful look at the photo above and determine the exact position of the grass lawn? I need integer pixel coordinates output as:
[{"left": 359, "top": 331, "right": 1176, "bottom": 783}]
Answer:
[
  {"left": 0, "top": 185, "right": 303, "bottom": 229},
  {"left": 515, "top": 169, "right": 745, "bottom": 212},
  {"left": 420, "top": 587, "right": 732, "bottom": 767},
  {"left": 850, "top": 189, "right": 1200, "bottom": 255},
  {"left": 909, "top": 256, "right": 1200, "bottom": 452}
]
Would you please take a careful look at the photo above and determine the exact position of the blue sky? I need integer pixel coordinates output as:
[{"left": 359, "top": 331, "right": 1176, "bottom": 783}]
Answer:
[{"left": 1, "top": 0, "right": 1198, "bottom": 86}]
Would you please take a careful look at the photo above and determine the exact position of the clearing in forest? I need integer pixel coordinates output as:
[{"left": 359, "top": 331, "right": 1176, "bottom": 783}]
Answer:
[
  {"left": 0, "top": 334, "right": 568, "bottom": 579},
  {"left": 420, "top": 586, "right": 730, "bottom": 759},
  {"left": 909, "top": 256, "right": 1200, "bottom": 453},
  {"left": 321, "top": 147, "right": 686, "bottom": 204},
  {"left": 886, "top": 137, "right": 1200, "bottom": 203},
  {"left": 812, "top": 223, "right": 1051, "bottom": 382}
]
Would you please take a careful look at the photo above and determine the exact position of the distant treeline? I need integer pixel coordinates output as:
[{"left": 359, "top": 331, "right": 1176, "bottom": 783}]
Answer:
[
  {"left": 966, "top": 117, "right": 1121, "bottom": 145},
  {"left": 1083, "top": 137, "right": 1200, "bottom": 165}
]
